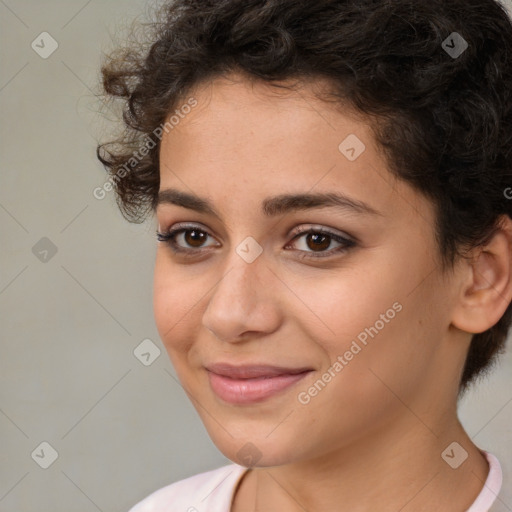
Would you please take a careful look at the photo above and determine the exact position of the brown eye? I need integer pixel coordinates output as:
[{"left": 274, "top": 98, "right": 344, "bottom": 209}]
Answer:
[
  {"left": 184, "top": 229, "right": 208, "bottom": 248},
  {"left": 156, "top": 225, "right": 218, "bottom": 254},
  {"left": 156, "top": 224, "right": 356, "bottom": 260},
  {"left": 305, "top": 232, "right": 331, "bottom": 252},
  {"left": 287, "top": 227, "right": 356, "bottom": 259}
]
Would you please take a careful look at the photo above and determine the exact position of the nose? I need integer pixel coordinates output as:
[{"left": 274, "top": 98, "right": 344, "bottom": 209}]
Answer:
[{"left": 201, "top": 251, "right": 281, "bottom": 343}]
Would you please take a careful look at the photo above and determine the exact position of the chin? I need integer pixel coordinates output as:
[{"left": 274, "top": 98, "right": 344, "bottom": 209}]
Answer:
[{"left": 206, "top": 426, "right": 301, "bottom": 468}]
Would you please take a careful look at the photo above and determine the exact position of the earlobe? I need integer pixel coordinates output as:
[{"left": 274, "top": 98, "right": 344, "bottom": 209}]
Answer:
[{"left": 451, "top": 215, "right": 512, "bottom": 334}]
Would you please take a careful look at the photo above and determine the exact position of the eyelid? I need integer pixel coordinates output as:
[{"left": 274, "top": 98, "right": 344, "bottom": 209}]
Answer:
[
  {"left": 289, "top": 224, "right": 353, "bottom": 240},
  {"left": 163, "top": 222, "right": 217, "bottom": 239},
  {"left": 156, "top": 222, "right": 356, "bottom": 259},
  {"left": 159, "top": 222, "right": 353, "bottom": 241},
  {"left": 160, "top": 222, "right": 220, "bottom": 248}
]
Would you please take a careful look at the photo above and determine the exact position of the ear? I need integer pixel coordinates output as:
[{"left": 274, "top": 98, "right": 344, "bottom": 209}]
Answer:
[{"left": 451, "top": 215, "right": 512, "bottom": 334}]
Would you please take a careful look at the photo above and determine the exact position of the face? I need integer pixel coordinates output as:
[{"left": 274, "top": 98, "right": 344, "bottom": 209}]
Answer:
[{"left": 153, "top": 73, "right": 464, "bottom": 468}]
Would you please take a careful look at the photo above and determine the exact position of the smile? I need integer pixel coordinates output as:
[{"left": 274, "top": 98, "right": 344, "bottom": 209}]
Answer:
[{"left": 205, "top": 364, "right": 313, "bottom": 404}]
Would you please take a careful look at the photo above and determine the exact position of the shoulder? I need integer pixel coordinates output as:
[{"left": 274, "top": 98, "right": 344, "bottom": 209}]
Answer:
[
  {"left": 467, "top": 451, "right": 503, "bottom": 512},
  {"left": 127, "top": 463, "right": 248, "bottom": 512}
]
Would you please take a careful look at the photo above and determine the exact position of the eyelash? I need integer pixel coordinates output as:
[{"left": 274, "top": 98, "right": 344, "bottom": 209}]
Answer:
[{"left": 155, "top": 224, "right": 356, "bottom": 259}]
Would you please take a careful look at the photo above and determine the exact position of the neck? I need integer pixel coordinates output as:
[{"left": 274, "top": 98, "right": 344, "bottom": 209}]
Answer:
[{"left": 233, "top": 412, "right": 489, "bottom": 512}]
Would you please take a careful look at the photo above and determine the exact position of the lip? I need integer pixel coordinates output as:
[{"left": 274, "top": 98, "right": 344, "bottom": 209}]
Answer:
[
  {"left": 205, "top": 363, "right": 313, "bottom": 404},
  {"left": 206, "top": 363, "right": 313, "bottom": 379}
]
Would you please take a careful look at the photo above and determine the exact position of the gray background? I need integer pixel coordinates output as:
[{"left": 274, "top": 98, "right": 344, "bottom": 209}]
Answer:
[{"left": 0, "top": 1, "right": 511, "bottom": 511}]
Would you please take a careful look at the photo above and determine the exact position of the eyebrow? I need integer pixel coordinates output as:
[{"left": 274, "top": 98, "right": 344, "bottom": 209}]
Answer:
[{"left": 156, "top": 188, "right": 383, "bottom": 219}]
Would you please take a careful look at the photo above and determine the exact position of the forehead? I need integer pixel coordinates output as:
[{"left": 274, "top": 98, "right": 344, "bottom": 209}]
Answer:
[
  {"left": 160, "top": 74, "right": 372, "bottom": 176},
  {"left": 157, "top": 73, "right": 430, "bottom": 225},
  {"left": 172, "top": 72, "right": 366, "bottom": 137}
]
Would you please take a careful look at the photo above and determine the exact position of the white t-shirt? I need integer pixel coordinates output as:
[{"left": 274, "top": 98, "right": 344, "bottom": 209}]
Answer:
[{"left": 128, "top": 450, "right": 503, "bottom": 512}]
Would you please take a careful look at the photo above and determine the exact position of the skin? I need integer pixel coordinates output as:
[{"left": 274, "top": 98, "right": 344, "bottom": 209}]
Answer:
[{"left": 153, "top": 72, "right": 512, "bottom": 511}]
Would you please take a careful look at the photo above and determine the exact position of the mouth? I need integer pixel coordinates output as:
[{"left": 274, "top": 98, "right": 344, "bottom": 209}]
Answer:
[{"left": 205, "top": 363, "right": 314, "bottom": 404}]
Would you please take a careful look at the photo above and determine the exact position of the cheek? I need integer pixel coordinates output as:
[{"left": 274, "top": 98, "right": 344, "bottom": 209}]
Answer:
[
  {"left": 153, "top": 281, "right": 202, "bottom": 393},
  {"left": 293, "top": 255, "right": 441, "bottom": 389},
  {"left": 291, "top": 303, "right": 434, "bottom": 451},
  {"left": 285, "top": 263, "right": 402, "bottom": 351},
  {"left": 152, "top": 255, "right": 199, "bottom": 356},
  {"left": 319, "top": 289, "right": 444, "bottom": 415}
]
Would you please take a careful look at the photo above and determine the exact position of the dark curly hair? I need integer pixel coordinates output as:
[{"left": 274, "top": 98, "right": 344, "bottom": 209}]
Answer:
[{"left": 96, "top": 0, "right": 512, "bottom": 393}]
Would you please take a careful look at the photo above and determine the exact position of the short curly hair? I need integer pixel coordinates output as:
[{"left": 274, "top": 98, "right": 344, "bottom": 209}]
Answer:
[{"left": 96, "top": 0, "right": 512, "bottom": 393}]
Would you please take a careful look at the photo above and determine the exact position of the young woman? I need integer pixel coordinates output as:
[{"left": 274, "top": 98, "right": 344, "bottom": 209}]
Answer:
[{"left": 97, "top": 0, "right": 512, "bottom": 510}]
